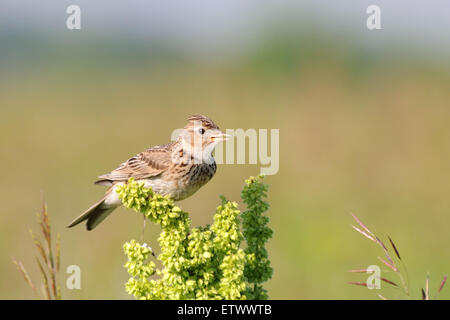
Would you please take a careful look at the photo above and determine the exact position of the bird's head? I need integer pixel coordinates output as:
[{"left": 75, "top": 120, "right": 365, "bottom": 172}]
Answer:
[{"left": 177, "top": 115, "right": 230, "bottom": 163}]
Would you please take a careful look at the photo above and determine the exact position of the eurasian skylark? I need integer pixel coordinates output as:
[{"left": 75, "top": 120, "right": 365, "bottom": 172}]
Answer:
[{"left": 68, "top": 115, "right": 230, "bottom": 230}]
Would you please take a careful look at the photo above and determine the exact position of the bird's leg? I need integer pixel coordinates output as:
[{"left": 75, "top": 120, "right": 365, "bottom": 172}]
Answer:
[
  {"left": 141, "top": 214, "right": 146, "bottom": 243},
  {"left": 140, "top": 214, "right": 155, "bottom": 257}
]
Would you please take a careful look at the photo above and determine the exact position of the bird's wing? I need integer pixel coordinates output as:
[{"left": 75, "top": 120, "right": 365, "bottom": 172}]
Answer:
[{"left": 96, "top": 143, "right": 173, "bottom": 183}]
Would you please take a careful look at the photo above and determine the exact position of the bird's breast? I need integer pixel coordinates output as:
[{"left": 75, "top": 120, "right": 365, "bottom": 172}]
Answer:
[{"left": 142, "top": 162, "right": 216, "bottom": 201}]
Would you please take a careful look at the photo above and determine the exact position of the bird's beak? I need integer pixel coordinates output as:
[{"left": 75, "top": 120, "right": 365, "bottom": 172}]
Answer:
[{"left": 211, "top": 132, "right": 232, "bottom": 142}]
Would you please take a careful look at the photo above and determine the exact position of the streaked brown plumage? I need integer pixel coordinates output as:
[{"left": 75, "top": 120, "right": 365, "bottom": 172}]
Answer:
[{"left": 67, "top": 115, "right": 229, "bottom": 230}]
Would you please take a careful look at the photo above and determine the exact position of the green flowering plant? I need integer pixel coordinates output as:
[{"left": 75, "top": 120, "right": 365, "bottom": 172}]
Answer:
[
  {"left": 118, "top": 175, "right": 272, "bottom": 300},
  {"left": 241, "top": 176, "right": 273, "bottom": 300}
]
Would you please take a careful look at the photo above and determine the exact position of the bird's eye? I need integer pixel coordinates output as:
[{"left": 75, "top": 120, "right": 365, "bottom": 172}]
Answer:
[{"left": 198, "top": 128, "right": 205, "bottom": 135}]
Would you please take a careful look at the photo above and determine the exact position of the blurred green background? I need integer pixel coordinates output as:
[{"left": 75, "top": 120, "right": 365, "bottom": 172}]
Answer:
[{"left": 1, "top": 1, "right": 450, "bottom": 299}]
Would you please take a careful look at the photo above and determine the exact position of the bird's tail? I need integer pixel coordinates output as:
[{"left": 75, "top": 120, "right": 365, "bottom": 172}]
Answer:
[{"left": 67, "top": 195, "right": 118, "bottom": 231}]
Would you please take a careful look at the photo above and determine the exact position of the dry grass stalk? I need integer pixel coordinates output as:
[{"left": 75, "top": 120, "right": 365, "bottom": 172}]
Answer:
[
  {"left": 348, "top": 269, "right": 370, "bottom": 273},
  {"left": 350, "top": 215, "right": 407, "bottom": 297},
  {"left": 377, "top": 256, "right": 398, "bottom": 272},
  {"left": 11, "top": 258, "right": 39, "bottom": 298},
  {"left": 388, "top": 236, "right": 401, "bottom": 261},
  {"left": 348, "top": 281, "right": 367, "bottom": 287},
  {"left": 12, "top": 199, "right": 61, "bottom": 300},
  {"left": 421, "top": 288, "right": 426, "bottom": 300},
  {"left": 350, "top": 214, "right": 447, "bottom": 300},
  {"left": 351, "top": 225, "right": 376, "bottom": 243},
  {"left": 431, "top": 275, "right": 448, "bottom": 300},
  {"left": 438, "top": 276, "right": 447, "bottom": 293},
  {"left": 381, "top": 277, "right": 398, "bottom": 287},
  {"left": 423, "top": 273, "right": 448, "bottom": 300}
]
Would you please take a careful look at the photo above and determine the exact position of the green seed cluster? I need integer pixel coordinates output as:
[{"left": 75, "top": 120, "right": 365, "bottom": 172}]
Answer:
[
  {"left": 118, "top": 175, "right": 272, "bottom": 300},
  {"left": 241, "top": 175, "right": 273, "bottom": 300}
]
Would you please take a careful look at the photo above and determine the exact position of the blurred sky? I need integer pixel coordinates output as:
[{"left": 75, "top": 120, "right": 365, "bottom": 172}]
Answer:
[{"left": 1, "top": 0, "right": 450, "bottom": 61}]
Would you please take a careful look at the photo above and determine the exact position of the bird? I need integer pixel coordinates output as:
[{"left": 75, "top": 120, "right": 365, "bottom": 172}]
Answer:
[{"left": 67, "top": 115, "right": 230, "bottom": 231}]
